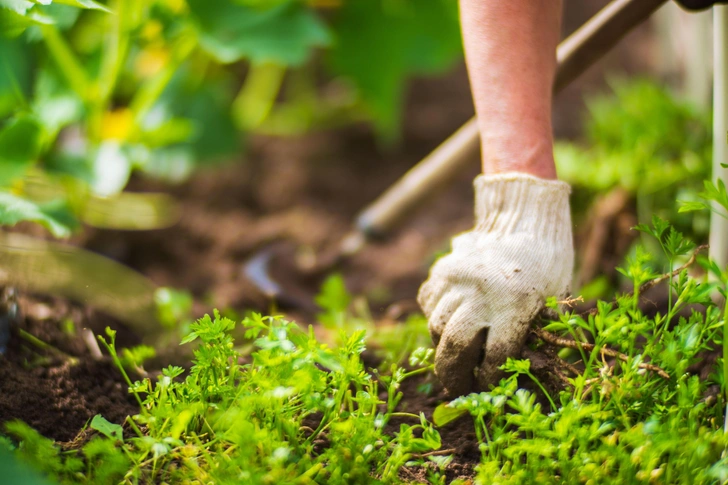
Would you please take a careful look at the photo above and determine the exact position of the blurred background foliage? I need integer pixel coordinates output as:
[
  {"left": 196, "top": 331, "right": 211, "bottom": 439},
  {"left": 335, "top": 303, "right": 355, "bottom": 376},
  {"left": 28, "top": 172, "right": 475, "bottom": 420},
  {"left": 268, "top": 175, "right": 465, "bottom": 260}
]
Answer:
[
  {"left": 555, "top": 78, "right": 713, "bottom": 297},
  {"left": 0, "top": 0, "right": 462, "bottom": 236}
]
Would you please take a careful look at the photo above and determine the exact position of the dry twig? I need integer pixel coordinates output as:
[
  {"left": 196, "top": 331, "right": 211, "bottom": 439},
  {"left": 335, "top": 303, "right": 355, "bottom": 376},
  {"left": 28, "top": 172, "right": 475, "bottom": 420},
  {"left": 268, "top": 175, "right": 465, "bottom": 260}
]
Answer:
[
  {"left": 532, "top": 327, "right": 670, "bottom": 379},
  {"left": 415, "top": 448, "right": 457, "bottom": 458},
  {"left": 631, "top": 244, "right": 709, "bottom": 296}
]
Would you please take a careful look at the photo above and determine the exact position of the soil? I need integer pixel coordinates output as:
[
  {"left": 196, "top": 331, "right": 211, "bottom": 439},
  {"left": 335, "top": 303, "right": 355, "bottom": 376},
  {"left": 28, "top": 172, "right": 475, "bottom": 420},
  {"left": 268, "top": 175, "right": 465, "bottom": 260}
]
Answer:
[
  {"left": 0, "top": 0, "right": 666, "bottom": 480},
  {"left": 0, "top": 294, "right": 139, "bottom": 442}
]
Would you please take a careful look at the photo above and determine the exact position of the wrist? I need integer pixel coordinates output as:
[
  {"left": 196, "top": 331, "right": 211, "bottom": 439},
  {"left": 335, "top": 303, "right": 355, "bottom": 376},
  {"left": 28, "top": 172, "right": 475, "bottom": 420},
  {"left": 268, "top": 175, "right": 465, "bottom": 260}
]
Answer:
[
  {"left": 488, "top": 160, "right": 557, "bottom": 179},
  {"left": 473, "top": 173, "right": 571, "bottom": 239},
  {"left": 480, "top": 136, "right": 557, "bottom": 179}
]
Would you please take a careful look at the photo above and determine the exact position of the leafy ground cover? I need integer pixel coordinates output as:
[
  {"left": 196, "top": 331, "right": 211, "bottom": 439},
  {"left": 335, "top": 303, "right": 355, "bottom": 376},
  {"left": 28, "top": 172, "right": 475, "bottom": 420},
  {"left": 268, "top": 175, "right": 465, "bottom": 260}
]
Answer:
[
  {"left": 2, "top": 76, "right": 725, "bottom": 483},
  {"left": 4, "top": 215, "right": 728, "bottom": 484}
]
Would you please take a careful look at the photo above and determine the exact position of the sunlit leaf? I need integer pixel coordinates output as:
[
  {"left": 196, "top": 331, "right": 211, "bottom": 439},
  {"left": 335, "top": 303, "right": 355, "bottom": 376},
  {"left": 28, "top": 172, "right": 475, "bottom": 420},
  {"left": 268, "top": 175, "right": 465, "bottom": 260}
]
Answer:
[
  {"left": 25, "top": 2, "right": 78, "bottom": 35},
  {"left": 49, "top": 0, "right": 110, "bottom": 12},
  {"left": 678, "top": 200, "right": 709, "bottom": 213},
  {"left": 0, "top": 191, "right": 76, "bottom": 237},
  {"left": 432, "top": 402, "right": 467, "bottom": 427},
  {"left": 188, "top": 0, "right": 330, "bottom": 66},
  {"left": 155, "top": 287, "right": 193, "bottom": 328},
  {"left": 0, "top": 0, "right": 34, "bottom": 15},
  {"left": 31, "top": 67, "right": 83, "bottom": 135},
  {"left": 0, "top": 3, "right": 53, "bottom": 38},
  {"left": 91, "top": 141, "right": 131, "bottom": 197},
  {"left": 82, "top": 192, "right": 179, "bottom": 230},
  {"left": 0, "top": 115, "right": 43, "bottom": 186},
  {"left": 89, "top": 415, "right": 123, "bottom": 442}
]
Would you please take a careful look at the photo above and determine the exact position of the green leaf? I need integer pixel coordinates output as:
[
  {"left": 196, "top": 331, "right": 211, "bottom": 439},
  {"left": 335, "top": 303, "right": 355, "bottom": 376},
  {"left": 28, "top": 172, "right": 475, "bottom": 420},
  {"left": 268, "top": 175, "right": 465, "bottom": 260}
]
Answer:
[
  {"left": 678, "top": 200, "right": 709, "bottom": 213},
  {"left": 0, "top": 115, "right": 43, "bottom": 161},
  {"left": 25, "top": 3, "right": 79, "bottom": 36},
  {"left": 432, "top": 402, "right": 467, "bottom": 427},
  {"left": 187, "top": 0, "right": 330, "bottom": 66},
  {"left": 82, "top": 192, "right": 180, "bottom": 230},
  {"left": 327, "top": 0, "right": 461, "bottom": 137},
  {"left": 0, "top": 0, "right": 34, "bottom": 15},
  {"left": 0, "top": 191, "right": 77, "bottom": 237},
  {"left": 699, "top": 179, "right": 728, "bottom": 213},
  {"left": 315, "top": 274, "right": 351, "bottom": 314},
  {"left": 0, "top": 116, "right": 43, "bottom": 186},
  {"left": 0, "top": 3, "right": 53, "bottom": 38},
  {"left": 90, "top": 414, "right": 124, "bottom": 442},
  {"left": 49, "top": 0, "right": 111, "bottom": 12},
  {"left": 0, "top": 447, "right": 56, "bottom": 485},
  {"left": 121, "top": 345, "right": 156, "bottom": 369},
  {"left": 176, "top": 85, "right": 239, "bottom": 162},
  {"left": 154, "top": 287, "right": 193, "bottom": 328},
  {"left": 0, "top": 37, "right": 32, "bottom": 117},
  {"left": 31, "top": 66, "right": 83, "bottom": 135},
  {"left": 149, "top": 74, "right": 240, "bottom": 172},
  {"left": 499, "top": 357, "right": 531, "bottom": 375},
  {"left": 91, "top": 141, "right": 131, "bottom": 197}
]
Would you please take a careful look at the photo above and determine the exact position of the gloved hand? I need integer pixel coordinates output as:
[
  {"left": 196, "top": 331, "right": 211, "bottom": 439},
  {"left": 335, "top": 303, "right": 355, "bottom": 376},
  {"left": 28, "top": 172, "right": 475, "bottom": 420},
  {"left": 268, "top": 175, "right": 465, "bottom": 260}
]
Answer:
[{"left": 418, "top": 173, "right": 573, "bottom": 396}]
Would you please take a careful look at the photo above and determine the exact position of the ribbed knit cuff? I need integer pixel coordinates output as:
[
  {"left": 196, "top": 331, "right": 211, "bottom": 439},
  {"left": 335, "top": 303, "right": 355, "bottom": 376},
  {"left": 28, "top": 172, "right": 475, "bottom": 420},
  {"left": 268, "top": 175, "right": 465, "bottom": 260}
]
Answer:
[{"left": 473, "top": 173, "right": 571, "bottom": 239}]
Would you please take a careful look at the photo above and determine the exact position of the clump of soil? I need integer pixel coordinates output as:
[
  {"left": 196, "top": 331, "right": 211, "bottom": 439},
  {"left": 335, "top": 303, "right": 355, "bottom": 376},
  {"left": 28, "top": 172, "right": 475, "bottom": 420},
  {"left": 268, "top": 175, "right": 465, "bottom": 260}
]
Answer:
[
  {"left": 0, "top": 359, "right": 137, "bottom": 442},
  {"left": 0, "top": 293, "right": 139, "bottom": 442}
]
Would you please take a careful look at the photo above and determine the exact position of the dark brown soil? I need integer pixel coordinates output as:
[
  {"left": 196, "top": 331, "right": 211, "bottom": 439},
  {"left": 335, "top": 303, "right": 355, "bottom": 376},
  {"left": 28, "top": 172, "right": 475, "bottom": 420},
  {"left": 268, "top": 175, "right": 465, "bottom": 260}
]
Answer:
[
  {"left": 395, "top": 375, "right": 481, "bottom": 482},
  {"left": 0, "top": 294, "right": 139, "bottom": 442},
  {"left": 0, "top": 358, "right": 137, "bottom": 442}
]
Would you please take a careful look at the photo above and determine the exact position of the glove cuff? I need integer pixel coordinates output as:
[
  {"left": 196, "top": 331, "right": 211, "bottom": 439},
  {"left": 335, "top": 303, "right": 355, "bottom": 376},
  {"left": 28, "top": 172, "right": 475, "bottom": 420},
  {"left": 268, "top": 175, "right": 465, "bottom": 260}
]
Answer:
[{"left": 473, "top": 173, "right": 571, "bottom": 240}]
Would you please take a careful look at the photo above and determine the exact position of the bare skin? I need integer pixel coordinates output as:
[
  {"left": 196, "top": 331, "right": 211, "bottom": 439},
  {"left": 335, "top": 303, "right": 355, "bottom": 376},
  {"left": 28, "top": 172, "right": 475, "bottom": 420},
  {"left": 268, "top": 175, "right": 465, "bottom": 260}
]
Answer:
[{"left": 460, "top": 0, "right": 563, "bottom": 179}]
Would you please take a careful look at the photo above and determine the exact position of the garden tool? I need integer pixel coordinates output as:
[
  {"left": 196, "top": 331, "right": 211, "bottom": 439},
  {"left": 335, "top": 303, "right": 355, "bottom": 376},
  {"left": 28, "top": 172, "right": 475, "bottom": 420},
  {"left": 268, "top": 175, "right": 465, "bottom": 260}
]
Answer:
[{"left": 244, "top": 0, "right": 673, "bottom": 304}]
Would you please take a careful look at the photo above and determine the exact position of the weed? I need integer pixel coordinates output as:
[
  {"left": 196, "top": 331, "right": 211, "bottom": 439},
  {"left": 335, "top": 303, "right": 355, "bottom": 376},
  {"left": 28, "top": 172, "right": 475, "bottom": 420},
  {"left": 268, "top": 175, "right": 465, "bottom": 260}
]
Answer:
[
  {"left": 434, "top": 217, "right": 728, "bottom": 484},
  {"left": 4, "top": 310, "right": 441, "bottom": 484}
]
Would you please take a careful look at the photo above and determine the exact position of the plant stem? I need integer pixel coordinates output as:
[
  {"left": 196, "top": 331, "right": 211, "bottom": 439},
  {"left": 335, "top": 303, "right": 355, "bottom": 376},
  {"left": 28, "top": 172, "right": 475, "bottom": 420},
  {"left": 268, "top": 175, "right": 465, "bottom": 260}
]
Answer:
[
  {"left": 40, "top": 25, "right": 90, "bottom": 101},
  {"left": 17, "top": 329, "right": 77, "bottom": 364},
  {"left": 98, "top": 334, "right": 145, "bottom": 410},
  {"left": 129, "top": 33, "right": 196, "bottom": 128},
  {"left": 97, "top": 0, "right": 134, "bottom": 106},
  {"left": 232, "top": 62, "right": 287, "bottom": 130},
  {"left": 526, "top": 371, "right": 557, "bottom": 411}
]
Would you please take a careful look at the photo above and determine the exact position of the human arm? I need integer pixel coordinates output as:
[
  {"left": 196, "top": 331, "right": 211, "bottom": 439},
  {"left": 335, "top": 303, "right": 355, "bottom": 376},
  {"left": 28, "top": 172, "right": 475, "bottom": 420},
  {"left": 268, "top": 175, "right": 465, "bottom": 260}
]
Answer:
[
  {"left": 418, "top": 1, "right": 573, "bottom": 396},
  {"left": 461, "top": 0, "right": 562, "bottom": 178}
]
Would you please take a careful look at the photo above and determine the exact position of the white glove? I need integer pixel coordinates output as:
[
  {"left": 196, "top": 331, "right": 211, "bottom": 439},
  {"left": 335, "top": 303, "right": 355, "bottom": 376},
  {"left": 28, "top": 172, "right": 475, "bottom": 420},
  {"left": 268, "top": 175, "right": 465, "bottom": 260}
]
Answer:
[{"left": 417, "top": 173, "right": 573, "bottom": 396}]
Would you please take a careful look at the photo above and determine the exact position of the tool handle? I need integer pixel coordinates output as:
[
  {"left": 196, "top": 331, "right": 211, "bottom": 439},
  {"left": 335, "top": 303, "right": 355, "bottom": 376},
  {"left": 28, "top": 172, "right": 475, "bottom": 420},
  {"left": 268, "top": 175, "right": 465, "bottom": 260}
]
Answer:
[{"left": 355, "top": 0, "right": 668, "bottom": 238}]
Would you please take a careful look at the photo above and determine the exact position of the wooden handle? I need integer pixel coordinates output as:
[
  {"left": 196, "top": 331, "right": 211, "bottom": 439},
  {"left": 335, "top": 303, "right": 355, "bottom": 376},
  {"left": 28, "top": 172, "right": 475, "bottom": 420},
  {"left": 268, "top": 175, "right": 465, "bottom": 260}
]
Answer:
[{"left": 355, "top": 0, "right": 668, "bottom": 238}]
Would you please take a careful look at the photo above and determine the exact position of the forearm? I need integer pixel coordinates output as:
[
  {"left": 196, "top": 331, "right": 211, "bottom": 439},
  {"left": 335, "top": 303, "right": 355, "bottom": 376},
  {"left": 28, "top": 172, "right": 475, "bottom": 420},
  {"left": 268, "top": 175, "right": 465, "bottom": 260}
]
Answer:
[{"left": 460, "top": 0, "right": 562, "bottom": 179}]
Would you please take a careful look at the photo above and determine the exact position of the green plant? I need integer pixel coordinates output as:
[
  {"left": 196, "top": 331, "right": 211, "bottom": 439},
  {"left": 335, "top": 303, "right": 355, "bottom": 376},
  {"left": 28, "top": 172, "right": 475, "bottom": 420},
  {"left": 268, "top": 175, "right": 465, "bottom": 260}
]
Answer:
[
  {"left": 0, "top": 0, "right": 462, "bottom": 236},
  {"left": 316, "top": 273, "right": 433, "bottom": 368},
  {"left": 556, "top": 79, "right": 712, "bottom": 247},
  {"left": 5, "top": 310, "right": 442, "bottom": 484},
  {"left": 434, "top": 217, "right": 728, "bottom": 484}
]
